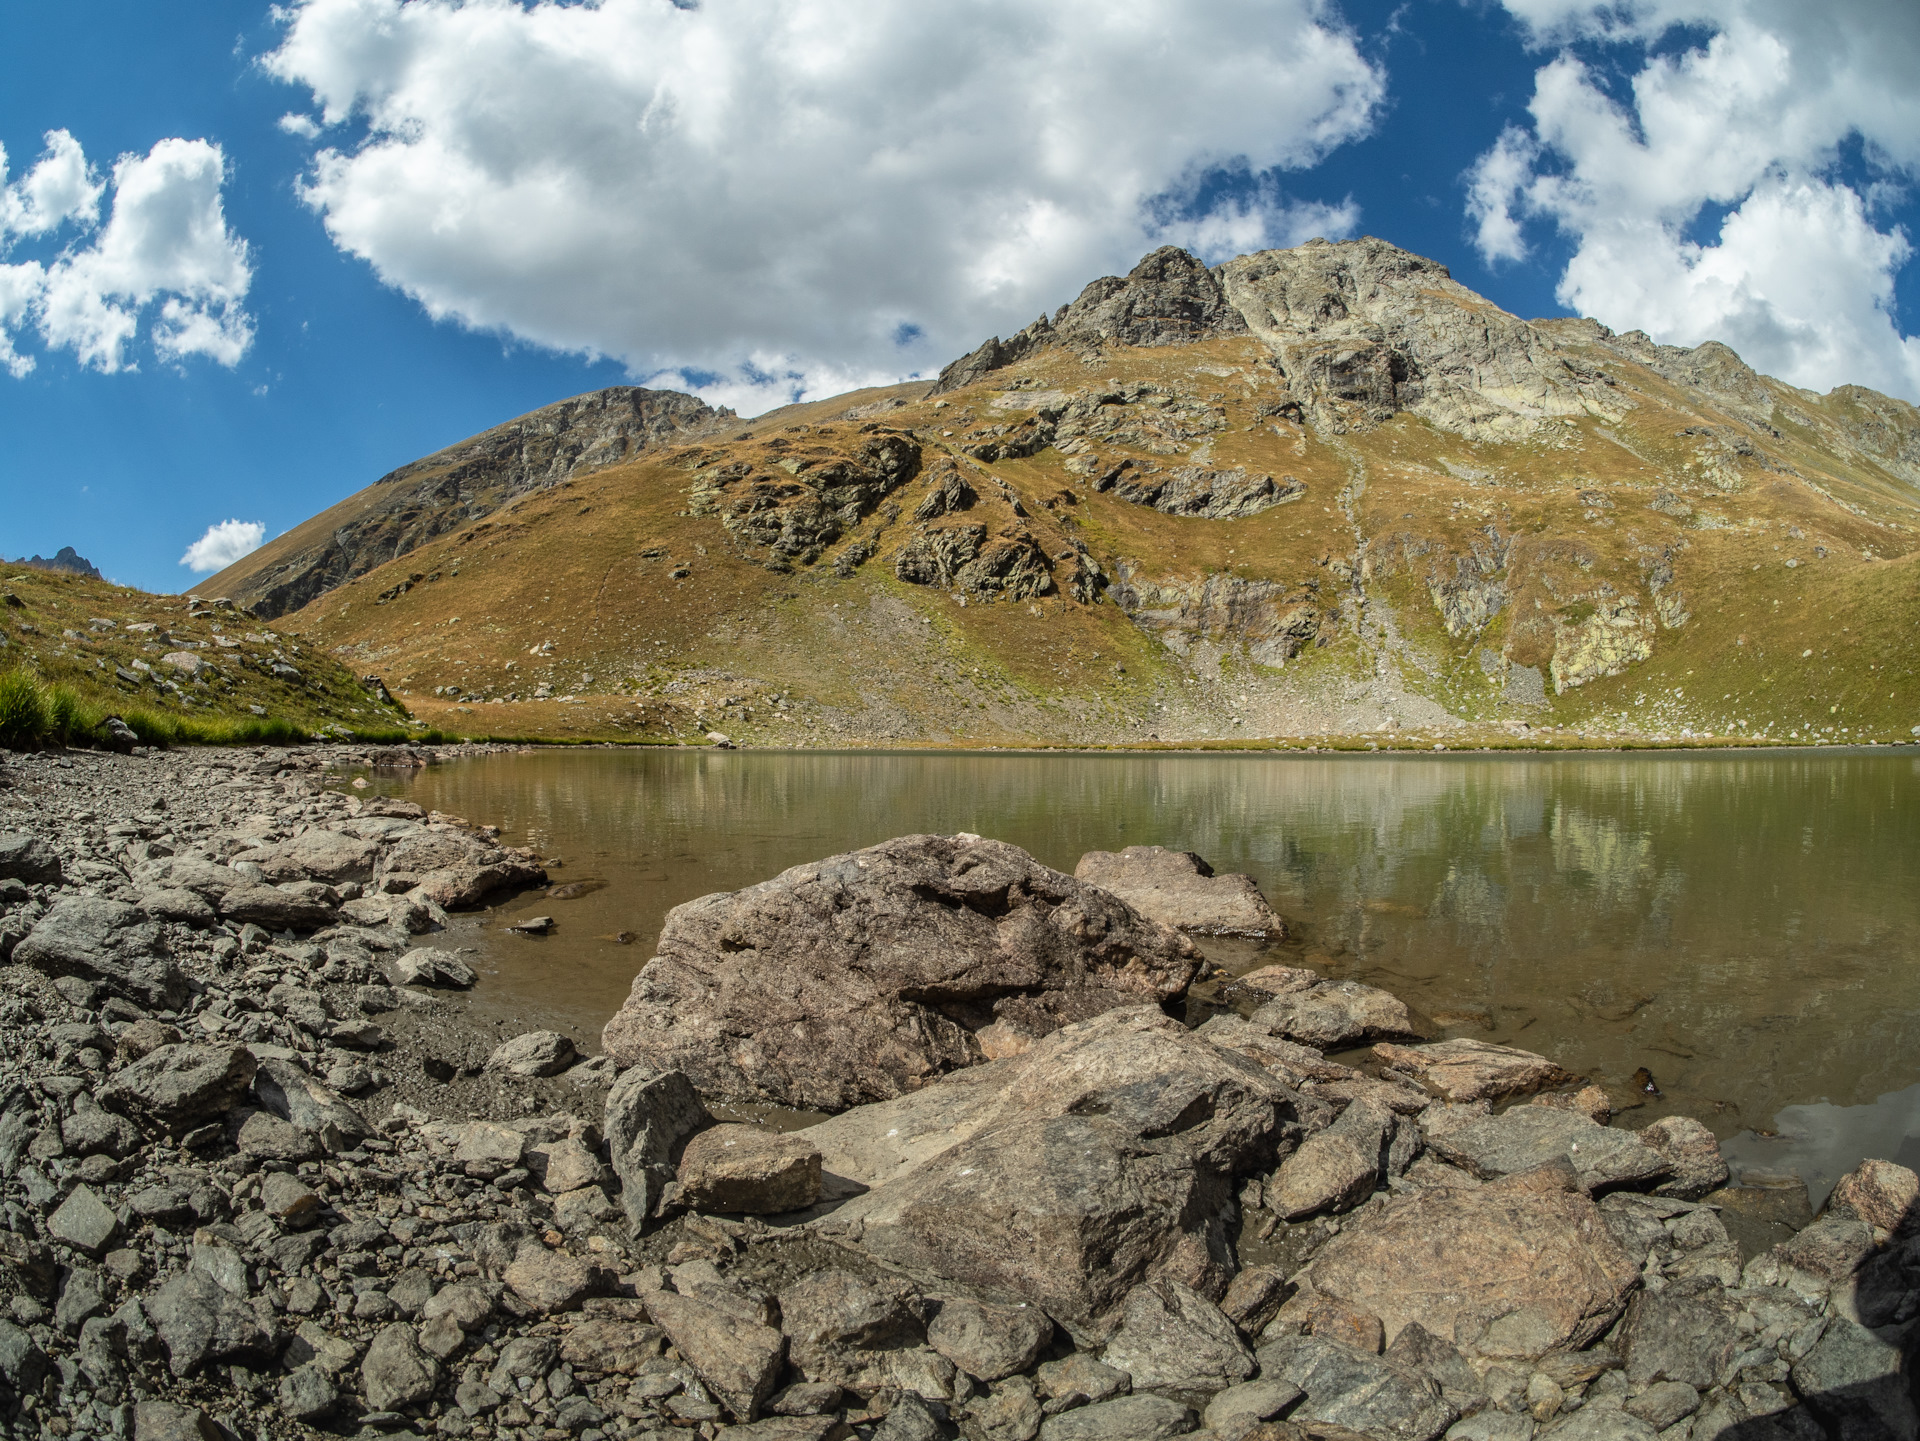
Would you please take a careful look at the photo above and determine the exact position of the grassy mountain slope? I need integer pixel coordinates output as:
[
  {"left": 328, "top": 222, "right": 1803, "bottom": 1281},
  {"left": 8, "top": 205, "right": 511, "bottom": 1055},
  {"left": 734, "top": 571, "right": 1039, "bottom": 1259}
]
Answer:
[
  {"left": 0, "top": 565, "right": 412, "bottom": 743},
  {"left": 233, "top": 239, "right": 1920, "bottom": 748}
]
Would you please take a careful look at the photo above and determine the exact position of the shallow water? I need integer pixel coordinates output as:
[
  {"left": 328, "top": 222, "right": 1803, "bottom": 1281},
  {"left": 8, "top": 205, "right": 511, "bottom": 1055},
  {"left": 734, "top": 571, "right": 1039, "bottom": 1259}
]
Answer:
[{"left": 347, "top": 747, "right": 1920, "bottom": 1187}]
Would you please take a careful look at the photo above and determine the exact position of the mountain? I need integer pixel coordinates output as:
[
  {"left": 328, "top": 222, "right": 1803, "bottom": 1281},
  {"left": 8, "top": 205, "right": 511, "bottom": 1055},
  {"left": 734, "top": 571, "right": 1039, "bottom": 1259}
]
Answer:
[
  {"left": 204, "top": 237, "right": 1920, "bottom": 748},
  {"left": 13, "top": 547, "right": 103, "bottom": 580}
]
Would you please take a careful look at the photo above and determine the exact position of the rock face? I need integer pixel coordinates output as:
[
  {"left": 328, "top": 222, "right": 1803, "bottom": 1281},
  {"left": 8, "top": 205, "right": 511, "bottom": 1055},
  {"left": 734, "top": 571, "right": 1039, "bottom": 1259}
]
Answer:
[
  {"left": 601, "top": 835, "right": 1201, "bottom": 1110},
  {"left": 1301, "top": 1183, "right": 1640, "bottom": 1358},
  {"left": 1072, "top": 847, "right": 1285, "bottom": 938},
  {"left": 207, "top": 386, "right": 733, "bottom": 617}
]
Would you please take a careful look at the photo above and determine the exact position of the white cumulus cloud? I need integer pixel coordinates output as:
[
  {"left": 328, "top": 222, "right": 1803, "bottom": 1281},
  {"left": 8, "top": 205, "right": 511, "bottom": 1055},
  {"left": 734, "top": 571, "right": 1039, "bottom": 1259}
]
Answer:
[
  {"left": 1468, "top": 0, "right": 1920, "bottom": 400},
  {"left": 263, "top": 0, "right": 1384, "bottom": 409},
  {"left": 180, "top": 519, "right": 267, "bottom": 574},
  {"left": 0, "top": 133, "right": 255, "bottom": 375}
]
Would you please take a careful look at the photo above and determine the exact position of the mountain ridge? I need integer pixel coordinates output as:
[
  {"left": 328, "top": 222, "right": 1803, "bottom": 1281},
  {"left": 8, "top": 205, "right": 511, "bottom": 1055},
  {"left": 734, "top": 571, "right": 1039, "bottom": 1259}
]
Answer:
[{"left": 205, "top": 236, "right": 1920, "bottom": 748}]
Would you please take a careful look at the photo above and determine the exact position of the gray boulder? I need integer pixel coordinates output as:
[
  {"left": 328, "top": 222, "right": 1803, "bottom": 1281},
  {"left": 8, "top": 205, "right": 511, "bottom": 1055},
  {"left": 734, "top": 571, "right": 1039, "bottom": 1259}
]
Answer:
[
  {"left": 1099, "top": 1279, "right": 1255, "bottom": 1392},
  {"left": 391, "top": 947, "right": 476, "bottom": 988},
  {"left": 1072, "top": 846, "right": 1285, "bottom": 938},
  {"left": 1621, "top": 1278, "right": 1739, "bottom": 1388},
  {"left": 48, "top": 1185, "right": 121, "bottom": 1255},
  {"left": 144, "top": 1270, "right": 275, "bottom": 1377},
  {"left": 13, "top": 897, "right": 187, "bottom": 1009},
  {"left": 605, "top": 1067, "right": 713, "bottom": 1229},
  {"left": 236, "top": 829, "right": 378, "bottom": 884},
  {"left": 600, "top": 834, "right": 1201, "bottom": 1110},
  {"left": 487, "top": 1029, "right": 577, "bottom": 1077},
  {"left": 251, "top": 1056, "right": 369, "bottom": 1147},
  {"left": 102, "top": 1044, "right": 256, "bottom": 1131},
  {"left": 1037, "top": 1395, "right": 1197, "bottom": 1441},
  {"left": 361, "top": 1322, "right": 439, "bottom": 1412},
  {"left": 218, "top": 882, "right": 336, "bottom": 931},
  {"left": 644, "top": 1287, "right": 786, "bottom": 1421},
  {"left": 779, "top": 1268, "right": 926, "bottom": 1391},
  {"left": 1426, "top": 1106, "right": 1670, "bottom": 1193},
  {"left": 1249, "top": 979, "right": 1424, "bottom": 1049},
  {"left": 1268, "top": 1096, "right": 1393, "bottom": 1220},
  {"left": 0, "top": 832, "right": 60, "bottom": 883},
  {"left": 1257, "top": 1333, "right": 1457, "bottom": 1441},
  {"left": 137, "top": 888, "right": 216, "bottom": 927},
  {"left": 1538, "top": 1411, "right": 1659, "bottom": 1441},
  {"left": 927, "top": 1298, "right": 1052, "bottom": 1383}
]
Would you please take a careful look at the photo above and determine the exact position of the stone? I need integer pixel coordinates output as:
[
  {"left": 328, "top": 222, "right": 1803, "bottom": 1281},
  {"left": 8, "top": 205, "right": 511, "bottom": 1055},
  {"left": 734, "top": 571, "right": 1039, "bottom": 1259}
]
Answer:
[
  {"left": 279, "top": 1362, "right": 340, "bottom": 1420},
  {"left": 362, "top": 1322, "right": 440, "bottom": 1412},
  {"left": 251, "top": 1055, "right": 369, "bottom": 1146},
  {"left": 1268, "top": 1097, "right": 1393, "bottom": 1219},
  {"left": 260, "top": 1170, "right": 323, "bottom": 1225},
  {"left": 1637, "top": 1116, "right": 1730, "bottom": 1201},
  {"left": 133, "top": 1402, "right": 222, "bottom": 1441},
  {"left": 1627, "top": 1382, "right": 1702, "bottom": 1431},
  {"left": 61, "top": 1106, "right": 140, "bottom": 1158},
  {"left": 644, "top": 1286, "right": 787, "bottom": 1421},
  {"left": 488, "top": 1028, "right": 578, "bottom": 1076},
  {"left": 1037, "top": 1353, "right": 1132, "bottom": 1409},
  {"left": 48, "top": 1184, "right": 122, "bottom": 1255},
  {"left": 1221, "top": 1265, "right": 1291, "bottom": 1335},
  {"left": 1072, "top": 846, "right": 1285, "bottom": 938},
  {"left": 677, "top": 1124, "right": 824, "bottom": 1213},
  {"left": 0, "top": 1318, "right": 49, "bottom": 1392},
  {"left": 973, "top": 1376, "right": 1046, "bottom": 1441},
  {"left": 1375, "top": 1039, "right": 1573, "bottom": 1103},
  {"left": 13, "top": 897, "right": 188, "bottom": 1009},
  {"left": 1303, "top": 1184, "right": 1639, "bottom": 1359},
  {"left": 1271, "top": 1291, "right": 1386, "bottom": 1353},
  {"left": 145, "top": 1269, "right": 274, "bottom": 1377},
  {"left": 528, "top": 1135, "right": 603, "bottom": 1194},
  {"left": 1538, "top": 1412, "right": 1658, "bottom": 1441},
  {"left": 116, "top": 1018, "right": 183, "bottom": 1061},
  {"left": 1828, "top": 1159, "right": 1920, "bottom": 1235},
  {"left": 422, "top": 1283, "right": 493, "bottom": 1333},
  {"left": 218, "top": 881, "right": 337, "bottom": 931},
  {"left": 1249, "top": 980, "right": 1424, "bottom": 1049},
  {"left": 237, "top": 1109, "right": 320, "bottom": 1162},
  {"left": 0, "top": 831, "right": 61, "bottom": 884},
  {"left": 103, "top": 1042, "right": 256, "bottom": 1131},
  {"left": 1774, "top": 1213, "right": 1876, "bottom": 1284},
  {"left": 561, "top": 1318, "right": 665, "bottom": 1374},
  {"left": 601, "top": 834, "right": 1201, "bottom": 1109},
  {"left": 768, "top": 1382, "right": 845, "bottom": 1417},
  {"left": 1101, "top": 1278, "right": 1256, "bottom": 1391},
  {"left": 1038, "top": 1395, "right": 1198, "bottom": 1441},
  {"left": 1792, "top": 1315, "right": 1917, "bottom": 1441},
  {"left": 1205, "top": 1381, "right": 1306, "bottom": 1441},
  {"left": 875, "top": 1393, "right": 942, "bottom": 1441},
  {"left": 779, "top": 1268, "right": 924, "bottom": 1388},
  {"left": 1620, "top": 1278, "right": 1739, "bottom": 1387},
  {"left": 138, "top": 888, "right": 216, "bottom": 927},
  {"left": 1532, "top": 1087, "right": 1613, "bottom": 1125},
  {"left": 1258, "top": 1333, "right": 1457, "bottom": 1441},
  {"left": 1383, "top": 1321, "right": 1487, "bottom": 1412},
  {"left": 391, "top": 947, "right": 477, "bottom": 988},
  {"left": 244, "top": 828, "right": 379, "bottom": 884},
  {"left": 504, "top": 1239, "right": 594, "bottom": 1313},
  {"left": 454, "top": 1119, "right": 527, "bottom": 1178},
  {"left": 487, "top": 1334, "right": 558, "bottom": 1391},
  {"left": 1426, "top": 1107, "right": 1669, "bottom": 1192},
  {"left": 604, "top": 1066, "right": 715, "bottom": 1228},
  {"left": 928, "top": 1297, "right": 1053, "bottom": 1382}
]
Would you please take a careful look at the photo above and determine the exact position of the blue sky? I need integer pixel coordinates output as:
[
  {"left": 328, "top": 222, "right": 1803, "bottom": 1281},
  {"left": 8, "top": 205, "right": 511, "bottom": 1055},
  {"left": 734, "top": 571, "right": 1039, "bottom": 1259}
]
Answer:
[{"left": 2, "top": 0, "right": 1916, "bottom": 594}]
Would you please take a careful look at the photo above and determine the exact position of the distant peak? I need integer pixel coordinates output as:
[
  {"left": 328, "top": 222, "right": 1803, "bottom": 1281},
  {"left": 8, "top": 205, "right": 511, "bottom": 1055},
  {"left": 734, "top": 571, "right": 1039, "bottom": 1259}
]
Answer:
[{"left": 12, "top": 546, "right": 102, "bottom": 580}]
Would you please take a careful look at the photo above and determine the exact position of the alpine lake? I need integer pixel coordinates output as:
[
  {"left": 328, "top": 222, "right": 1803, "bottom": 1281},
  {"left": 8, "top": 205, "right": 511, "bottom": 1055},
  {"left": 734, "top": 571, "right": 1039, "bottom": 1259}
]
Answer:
[{"left": 338, "top": 745, "right": 1920, "bottom": 1214}]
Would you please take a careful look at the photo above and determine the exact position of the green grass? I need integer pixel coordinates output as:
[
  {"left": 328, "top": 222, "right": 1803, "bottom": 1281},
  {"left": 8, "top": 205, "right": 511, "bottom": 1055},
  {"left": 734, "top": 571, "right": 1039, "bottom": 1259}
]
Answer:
[
  {"left": 0, "top": 670, "right": 48, "bottom": 748},
  {"left": 0, "top": 668, "right": 320, "bottom": 751}
]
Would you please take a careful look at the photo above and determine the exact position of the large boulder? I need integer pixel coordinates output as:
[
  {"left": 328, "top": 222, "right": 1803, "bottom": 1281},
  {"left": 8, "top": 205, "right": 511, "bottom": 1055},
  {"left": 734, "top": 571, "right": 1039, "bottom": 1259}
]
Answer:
[
  {"left": 1256, "top": 1334, "right": 1457, "bottom": 1441},
  {"left": 604, "top": 1068, "right": 713, "bottom": 1229},
  {"left": 1247, "top": 979, "right": 1424, "bottom": 1049},
  {"left": 1373, "top": 1038, "right": 1572, "bottom": 1103},
  {"left": 235, "top": 828, "right": 379, "bottom": 885},
  {"left": 601, "top": 835, "right": 1202, "bottom": 1110},
  {"left": 13, "top": 897, "right": 188, "bottom": 1009},
  {"left": 101, "top": 1044, "right": 256, "bottom": 1132},
  {"left": 678, "top": 1125, "right": 823, "bottom": 1214},
  {"left": 1297, "top": 1182, "right": 1640, "bottom": 1359},
  {"left": 1425, "top": 1106, "right": 1670, "bottom": 1193},
  {"left": 1072, "top": 846, "right": 1285, "bottom": 938},
  {"left": 0, "top": 832, "right": 61, "bottom": 884},
  {"left": 378, "top": 828, "right": 545, "bottom": 910},
  {"left": 219, "top": 882, "right": 337, "bottom": 932}
]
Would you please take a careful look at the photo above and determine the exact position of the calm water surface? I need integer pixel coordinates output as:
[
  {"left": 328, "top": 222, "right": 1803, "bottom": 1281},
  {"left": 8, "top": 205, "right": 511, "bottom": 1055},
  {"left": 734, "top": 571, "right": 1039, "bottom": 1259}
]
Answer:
[{"left": 350, "top": 748, "right": 1920, "bottom": 1202}]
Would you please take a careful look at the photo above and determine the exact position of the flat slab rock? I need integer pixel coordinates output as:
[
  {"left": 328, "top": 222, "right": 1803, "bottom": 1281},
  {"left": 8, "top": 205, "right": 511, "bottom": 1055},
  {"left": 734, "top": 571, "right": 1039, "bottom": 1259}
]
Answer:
[
  {"left": 1302, "top": 1182, "right": 1640, "bottom": 1360},
  {"left": 1374, "top": 1038, "right": 1572, "bottom": 1102},
  {"left": 1247, "top": 978, "right": 1425, "bottom": 1050},
  {"left": 1426, "top": 1105, "right": 1672, "bottom": 1193},
  {"left": 601, "top": 834, "right": 1201, "bottom": 1110},
  {"left": 1072, "top": 846, "right": 1285, "bottom": 938}
]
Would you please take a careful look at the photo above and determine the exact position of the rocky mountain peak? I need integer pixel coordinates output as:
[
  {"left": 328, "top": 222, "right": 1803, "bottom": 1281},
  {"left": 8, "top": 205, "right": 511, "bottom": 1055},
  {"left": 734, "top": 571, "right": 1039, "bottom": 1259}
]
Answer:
[{"left": 11, "top": 546, "right": 103, "bottom": 580}]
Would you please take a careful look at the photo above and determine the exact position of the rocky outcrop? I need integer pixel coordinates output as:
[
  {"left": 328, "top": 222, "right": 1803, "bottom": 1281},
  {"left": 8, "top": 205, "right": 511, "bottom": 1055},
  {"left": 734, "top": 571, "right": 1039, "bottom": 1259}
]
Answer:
[
  {"left": 690, "top": 430, "right": 922, "bottom": 571},
  {"left": 599, "top": 835, "right": 1201, "bottom": 1110},
  {"left": 1095, "top": 462, "right": 1305, "bottom": 519},
  {"left": 1108, "top": 564, "right": 1328, "bottom": 667},
  {"left": 210, "top": 386, "right": 732, "bottom": 617}
]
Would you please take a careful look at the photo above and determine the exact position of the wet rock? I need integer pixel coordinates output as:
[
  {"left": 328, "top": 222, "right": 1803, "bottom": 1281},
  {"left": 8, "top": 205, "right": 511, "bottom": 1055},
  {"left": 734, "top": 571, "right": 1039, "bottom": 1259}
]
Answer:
[
  {"left": 928, "top": 1297, "right": 1052, "bottom": 1381},
  {"left": 390, "top": 947, "right": 477, "bottom": 988},
  {"left": 677, "top": 1123, "right": 823, "bottom": 1213},
  {"left": 1257, "top": 1333, "right": 1457, "bottom": 1441},
  {"left": 1426, "top": 1107, "right": 1669, "bottom": 1192},
  {"left": 362, "top": 1322, "right": 439, "bottom": 1412},
  {"left": 1637, "top": 1116, "right": 1730, "bottom": 1201},
  {"left": 1250, "top": 979, "right": 1424, "bottom": 1049},
  {"left": 605, "top": 1066, "right": 713, "bottom": 1228},
  {"left": 1301, "top": 1184, "right": 1639, "bottom": 1359},
  {"left": 218, "top": 881, "right": 337, "bottom": 931},
  {"left": 0, "top": 831, "right": 61, "bottom": 884},
  {"left": 14, "top": 896, "right": 188, "bottom": 1008},
  {"left": 1101, "top": 1278, "right": 1256, "bottom": 1391},
  {"left": 488, "top": 1028, "right": 577, "bottom": 1076},
  {"left": 1072, "top": 846, "right": 1285, "bottom": 938},
  {"left": 503, "top": 1239, "right": 594, "bottom": 1312},
  {"left": 644, "top": 1286, "right": 787, "bottom": 1420},
  {"left": 601, "top": 834, "right": 1201, "bottom": 1109},
  {"left": 133, "top": 1401, "right": 222, "bottom": 1441},
  {"left": 1827, "top": 1159, "right": 1920, "bottom": 1235},
  {"left": 1374, "top": 1039, "right": 1573, "bottom": 1103},
  {"left": 1039, "top": 1395, "right": 1197, "bottom": 1441},
  {"left": 102, "top": 1043, "right": 256, "bottom": 1131},
  {"left": 1268, "top": 1097, "right": 1393, "bottom": 1219},
  {"left": 49, "top": 1184, "right": 121, "bottom": 1255}
]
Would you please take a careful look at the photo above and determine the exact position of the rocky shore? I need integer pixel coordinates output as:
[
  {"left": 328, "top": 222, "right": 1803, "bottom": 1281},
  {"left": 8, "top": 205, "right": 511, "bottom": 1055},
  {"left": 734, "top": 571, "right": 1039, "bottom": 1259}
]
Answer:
[{"left": 0, "top": 746, "right": 1914, "bottom": 1441}]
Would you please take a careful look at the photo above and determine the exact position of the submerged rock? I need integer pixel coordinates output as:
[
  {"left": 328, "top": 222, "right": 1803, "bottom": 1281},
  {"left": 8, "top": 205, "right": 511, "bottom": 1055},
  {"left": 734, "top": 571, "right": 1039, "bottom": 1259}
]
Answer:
[{"left": 601, "top": 834, "right": 1201, "bottom": 1110}]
